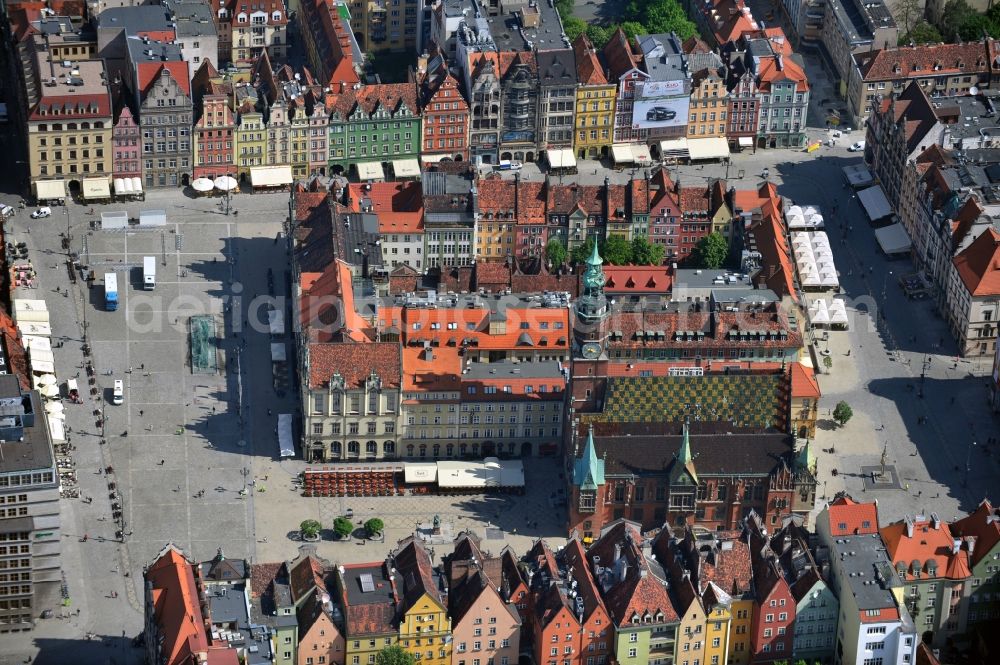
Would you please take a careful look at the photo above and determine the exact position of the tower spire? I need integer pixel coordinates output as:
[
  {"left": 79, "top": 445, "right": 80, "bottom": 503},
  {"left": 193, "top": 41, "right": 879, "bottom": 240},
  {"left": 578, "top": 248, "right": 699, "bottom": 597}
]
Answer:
[{"left": 573, "top": 427, "right": 605, "bottom": 490}]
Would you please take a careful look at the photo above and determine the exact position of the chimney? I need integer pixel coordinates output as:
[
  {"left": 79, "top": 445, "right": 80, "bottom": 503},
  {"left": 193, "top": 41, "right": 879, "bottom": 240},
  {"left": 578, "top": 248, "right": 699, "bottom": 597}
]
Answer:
[
  {"left": 966, "top": 536, "right": 977, "bottom": 556},
  {"left": 904, "top": 516, "right": 914, "bottom": 538},
  {"left": 931, "top": 513, "right": 940, "bottom": 530},
  {"left": 952, "top": 538, "right": 961, "bottom": 555}
]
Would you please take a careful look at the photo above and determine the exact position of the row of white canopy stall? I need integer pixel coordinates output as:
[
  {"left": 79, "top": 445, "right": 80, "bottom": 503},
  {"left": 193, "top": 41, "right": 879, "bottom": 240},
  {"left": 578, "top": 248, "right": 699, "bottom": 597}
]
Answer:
[
  {"left": 785, "top": 204, "right": 824, "bottom": 230},
  {"left": 792, "top": 231, "right": 840, "bottom": 289},
  {"left": 113, "top": 177, "right": 144, "bottom": 199},
  {"left": 808, "top": 298, "right": 849, "bottom": 328},
  {"left": 13, "top": 299, "right": 66, "bottom": 437}
]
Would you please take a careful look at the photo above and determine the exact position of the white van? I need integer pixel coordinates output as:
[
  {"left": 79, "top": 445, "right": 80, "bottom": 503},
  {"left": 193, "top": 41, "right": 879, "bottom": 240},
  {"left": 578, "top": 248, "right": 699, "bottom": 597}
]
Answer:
[
  {"left": 112, "top": 379, "right": 124, "bottom": 405},
  {"left": 143, "top": 256, "right": 156, "bottom": 290}
]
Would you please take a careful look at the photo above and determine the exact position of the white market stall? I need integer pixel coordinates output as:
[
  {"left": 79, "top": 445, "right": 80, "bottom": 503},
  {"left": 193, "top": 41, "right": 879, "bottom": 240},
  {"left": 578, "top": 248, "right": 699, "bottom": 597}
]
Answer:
[
  {"left": 139, "top": 210, "right": 167, "bottom": 227},
  {"left": 403, "top": 463, "right": 438, "bottom": 484},
  {"left": 356, "top": 162, "right": 385, "bottom": 181},
  {"left": 81, "top": 177, "right": 111, "bottom": 202},
  {"left": 858, "top": 185, "right": 893, "bottom": 222},
  {"left": 792, "top": 231, "right": 839, "bottom": 290},
  {"left": 686, "top": 137, "right": 730, "bottom": 161},
  {"left": 545, "top": 148, "right": 577, "bottom": 170},
  {"left": 391, "top": 159, "right": 421, "bottom": 178},
  {"left": 875, "top": 223, "right": 912, "bottom": 256},
  {"left": 101, "top": 211, "right": 129, "bottom": 230},
  {"left": 249, "top": 165, "right": 293, "bottom": 192}
]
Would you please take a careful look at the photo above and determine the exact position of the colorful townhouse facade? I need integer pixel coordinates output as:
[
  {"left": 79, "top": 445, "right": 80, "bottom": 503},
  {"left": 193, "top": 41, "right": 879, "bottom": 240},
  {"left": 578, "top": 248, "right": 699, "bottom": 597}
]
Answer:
[
  {"left": 419, "top": 63, "right": 471, "bottom": 163},
  {"left": 193, "top": 86, "right": 237, "bottom": 180},
  {"left": 328, "top": 83, "right": 421, "bottom": 178},
  {"left": 112, "top": 103, "right": 142, "bottom": 183},
  {"left": 393, "top": 538, "right": 453, "bottom": 665},
  {"left": 573, "top": 34, "right": 616, "bottom": 161}
]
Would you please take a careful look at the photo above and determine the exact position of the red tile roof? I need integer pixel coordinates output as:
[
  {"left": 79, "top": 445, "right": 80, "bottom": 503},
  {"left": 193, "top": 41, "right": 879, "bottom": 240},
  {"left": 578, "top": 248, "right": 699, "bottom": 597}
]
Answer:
[
  {"left": 475, "top": 261, "right": 511, "bottom": 289},
  {"left": 602, "top": 28, "right": 640, "bottom": 80},
  {"left": 145, "top": 546, "right": 218, "bottom": 665},
  {"left": 789, "top": 362, "right": 820, "bottom": 399},
  {"left": 331, "top": 83, "right": 419, "bottom": 117},
  {"left": 516, "top": 180, "right": 547, "bottom": 225},
  {"left": 954, "top": 228, "right": 1000, "bottom": 297},
  {"left": 881, "top": 516, "right": 971, "bottom": 581},
  {"left": 477, "top": 175, "right": 517, "bottom": 215},
  {"left": 949, "top": 499, "right": 1000, "bottom": 567},
  {"left": 827, "top": 495, "right": 879, "bottom": 536},
  {"left": 603, "top": 266, "right": 672, "bottom": 294},
  {"left": 855, "top": 42, "right": 991, "bottom": 82},
  {"left": 138, "top": 62, "right": 191, "bottom": 99},
  {"left": 756, "top": 55, "right": 808, "bottom": 92},
  {"left": 573, "top": 33, "right": 608, "bottom": 86},
  {"left": 308, "top": 342, "right": 401, "bottom": 390}
]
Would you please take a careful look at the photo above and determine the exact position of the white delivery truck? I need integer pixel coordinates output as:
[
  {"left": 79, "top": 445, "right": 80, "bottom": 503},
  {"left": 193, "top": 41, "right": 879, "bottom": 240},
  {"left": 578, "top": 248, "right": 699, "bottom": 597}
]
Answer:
[{"left": 143, "top": 256, "right": 156, "bottom": 290}]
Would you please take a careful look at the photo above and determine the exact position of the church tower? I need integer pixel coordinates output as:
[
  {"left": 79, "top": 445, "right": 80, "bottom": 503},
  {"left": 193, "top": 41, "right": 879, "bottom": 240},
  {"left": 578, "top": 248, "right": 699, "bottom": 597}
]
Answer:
[{"left": 574, "top": 241, "right": 609, "bottom": 360}]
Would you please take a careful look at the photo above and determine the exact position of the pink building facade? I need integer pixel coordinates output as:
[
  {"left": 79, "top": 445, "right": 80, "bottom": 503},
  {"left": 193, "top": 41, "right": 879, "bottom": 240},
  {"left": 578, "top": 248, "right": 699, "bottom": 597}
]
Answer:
[{"left": 113, "top": 105, "right": 141, "bottom": 181}]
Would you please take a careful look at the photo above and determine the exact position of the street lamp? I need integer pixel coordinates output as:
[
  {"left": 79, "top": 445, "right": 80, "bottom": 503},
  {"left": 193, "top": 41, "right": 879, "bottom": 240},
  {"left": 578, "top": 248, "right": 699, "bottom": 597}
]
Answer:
[{"left": 964, "top": 440, "right": 977, "bottom": 487}]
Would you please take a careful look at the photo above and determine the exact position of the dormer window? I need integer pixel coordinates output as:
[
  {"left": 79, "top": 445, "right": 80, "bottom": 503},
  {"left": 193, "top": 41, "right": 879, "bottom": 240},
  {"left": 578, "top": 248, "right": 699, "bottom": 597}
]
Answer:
[
  {"left": 958, "top": 60, "right": 966, "bottom": 69},
  {"left": 631, "top": 614, "right": 640, "bottom": 624},
  {"left": 272, "top": 10, "right": 282, "bottom": 21}
]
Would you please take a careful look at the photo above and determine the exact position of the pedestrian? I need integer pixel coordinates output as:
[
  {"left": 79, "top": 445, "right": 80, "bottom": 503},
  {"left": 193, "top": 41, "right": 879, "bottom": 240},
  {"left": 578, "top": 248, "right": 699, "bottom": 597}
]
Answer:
[
  {"left": 159, "top": 459, "right": 165, "bottom": 465},
  {"left": 140, "top": 363, "right": 144, "bottom": 370},
  {"left": 918, "top": 490, "right": 922, "bottom": 497},
  {"left": 139, "top": 409, "right": 144, "bottom": 417},
  {"left": 127, "top": 366, "right": 132, "bottom": 373}
]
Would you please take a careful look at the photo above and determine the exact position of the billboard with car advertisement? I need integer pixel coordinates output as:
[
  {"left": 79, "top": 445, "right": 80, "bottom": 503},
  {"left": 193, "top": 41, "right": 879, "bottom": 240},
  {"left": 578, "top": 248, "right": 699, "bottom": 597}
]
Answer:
[{"left": 631, "top": 80, "right": 689, "bottom": 130}]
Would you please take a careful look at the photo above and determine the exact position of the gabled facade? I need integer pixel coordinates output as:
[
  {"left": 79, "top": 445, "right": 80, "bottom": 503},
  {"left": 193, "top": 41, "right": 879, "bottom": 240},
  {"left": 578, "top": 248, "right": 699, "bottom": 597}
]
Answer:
[
  {"left": 688, "top": 67, "right": 727, "bottom": 140},
  {"left": 139, "top": 66, "right": 193, "bottom": 188},
  {"left": 193, "top": 86, "right": 236, "bottom": 179},
  {"left": 603, "top": 29, "right": 648, "bottom": 145},
  {"left": 948, "top": 499, "right": 1000, "bottom": 632},
  {"left": 476, "top": 175, "right": 517, "bottom": 259},
  {"left": 215, "top": 0, "right": 288, "bottom": 65},
  {"left": 498, "top": 52, "right": 539, "bottom": 164},
  {"left": 745, "top": 512, "right": 796, "bottom": 663},
  {"left": 536, "top": 49, "right": 578, "bottom": 150},
  {"left": 573, "top": 34, "right": 616, "bottom": 160},
  {"left": 467, "top": 55, "right": 502, "bottom": 166},
  {"left": 420, "top": 66, "right": 470, "bottom": 163},
  {"left": 948, "top": 228, "right": 1000, "bottom": 357},
  {"left": 113, "top": 102, "right": 141, "bottom": 182},
  {"left": 755, "top": 55, "right": 809, "bottom": 149},
  {"left": 723, "top": 49, "right": 760, "bottom": 152},
  {"left": 235, "top": 86, "right": 267, "bottom": 177},
  {"left": 328, "top": 83, "right": 422, "bottom": 175},
  {"left": 393, "top": 537, "right": 452, "bottom": 665}
]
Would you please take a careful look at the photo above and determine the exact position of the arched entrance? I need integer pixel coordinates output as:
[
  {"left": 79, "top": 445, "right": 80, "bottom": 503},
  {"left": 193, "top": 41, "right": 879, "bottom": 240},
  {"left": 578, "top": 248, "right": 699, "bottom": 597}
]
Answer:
[
  {"left": 520, "top": 441, "right": 532, "bottom": 457},
  {"left": 482, "top": 441, "right": 496, "bottom": 456},
  {"left": 501, "top": 151, "right": 513, "bottom": 161},
  {"left": 181, "top": 173, "right": 190, "bottom": 187},
  {"left": 525, "top": 151, "right": 535, "bottom": 162},
  {"left": 453, "top": 154, "right": 463, "bottom": 161}
]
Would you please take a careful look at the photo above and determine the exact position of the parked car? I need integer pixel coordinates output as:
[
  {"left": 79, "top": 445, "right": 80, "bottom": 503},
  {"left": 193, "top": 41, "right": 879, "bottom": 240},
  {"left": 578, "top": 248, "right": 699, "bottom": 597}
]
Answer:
[
  {"left": 497, "top": 159, "right": 522, "bottom": 171},
  {"left": 112, "top": 379, "right": 124, "bottom": 405},
  {"left": 645, "top": 107, "right": 677, "bottom": 121},
  {"left": 848, "top": 140, "right": 866, "bottom": 152},
  {"left": 31, "top": 207, "right": 51, "bottom": 218}
]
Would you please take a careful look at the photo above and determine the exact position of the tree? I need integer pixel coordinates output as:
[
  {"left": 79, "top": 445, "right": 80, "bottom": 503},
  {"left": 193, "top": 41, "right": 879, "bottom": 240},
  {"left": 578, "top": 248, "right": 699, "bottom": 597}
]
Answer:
[
  {"left": 822, "top": 355, "right": 833, "bottom": 371},
  {"left": 299, "top": 519, "right": 322, "bottom": 539},
  {"left": 631, "top": 237, "right": 665, "bottom": 266},
  {"left": 333, "top": 516, "right": 354, "bottom": 539},
  {"left": 940, "top": 0, "right": 977, "bottom": 39},
  {"left": 364, "top": 518, "right": 385, "bottom": 536},
  {"left": 571, "top": 237, "right": 597, "bottom": 267},
  {"left": 376, "top": 646, "right": 416, "bottom": 665},
  {"left": 619, "top": 21, "right": 648, "bottom": 40},
  {"left": 603, "top": 235, "right": 633, "bottom": 265},
  {"left": 689, "top": 232, "right": 728, "bottom": 269},
  {"left": 586, "top": 24, "right": 613, "bottom": 49},
  {"left": 899, "top": 21, "right": 944, "bottom": 45},
  {"left": 895, "top": 0, "right": 924, "bottom": 34},
  {"left": 563, "top": 15, "right": 588, "bottom": 41},
  {"left": 546, "top": 237, "right": 568, "bottom": 269},
  {"left": 833, "top": 401, "right": 853, "bottom": 427}
]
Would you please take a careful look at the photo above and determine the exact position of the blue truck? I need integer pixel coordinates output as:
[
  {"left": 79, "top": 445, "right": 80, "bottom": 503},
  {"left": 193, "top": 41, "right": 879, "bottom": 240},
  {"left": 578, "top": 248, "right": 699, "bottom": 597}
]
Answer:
[{"left": 104, "top": 273, "right": 118, "bottom": 311}]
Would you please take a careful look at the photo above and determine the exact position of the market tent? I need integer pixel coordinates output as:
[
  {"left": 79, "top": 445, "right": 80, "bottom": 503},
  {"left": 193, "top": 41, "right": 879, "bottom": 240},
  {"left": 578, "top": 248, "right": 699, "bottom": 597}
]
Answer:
[
  {"left": 268, "top": 310, "right": 284, "bottom": 335},
  {"left": 436, "top": 461, "right": 488, "bottom": 489},
  {"left": 421, "top": 154, "right": 450, "bottom": 164},
  {"left": 18, "top": 322, "right": 51, "bottom": 337},
  {"left": 277, "top": 413, "right": 295, "bottom": 458},
  {"left": 392, "top": 159, "right": 421, "bottom": 178},
  {"left": 631, "top": 144, "right": 652, "bottom": 164},
  {"left": 829, "top": 299, "right": 849, "bottom": 326},
  {"left": 14, "top": 299, "right": 50, "bottom": 324},
  {"left": 23, "top": 336, "right": 51, "bottom": 353},
  {"left": 101, "top": 211, "right": 128, "bottom": 230},
  {"left": 659, "top": 138, "right": 689, "bottom": 160},
  {"left": 34, "top": 180, "right": 66, "bottom": 201},
  {"left": 611, "top": 144, "right": 635, "bottom": 164},
  {"left": 249, "top": 165, "right": 293, "bottom": 188},
  {"left": 843, "top": 164, "right": 874, "bottom": 188},
  {"left": 48, "top": 416, "right": 65, "bottom": 443},
  {"left": 214, "top": 175, "right": 238, "bottom": 191},
  {"left": 82, "top": 177, "right": 111, "bottom": 200},
  {"left": 546, "top": 148, "right": 577, "bottom": 169},
  {"left": 738, "top": 136, "right": 754, "bottom": 147},
  {"left": 114, "top": 178, "right": 130, "bottom": 195},
  {"left": 191, "top": 177, "right": 215, "bottom": 193},
  {"left": 31, "top": 359, "right": 54, "bottom": 374},
  {"left": 875, "top": 223, "right": 912, "bottom": 255},
  {"left": 131, "top": 177, "right": 144, "bottom": 194},
  {"left": 687, "top": 137, "right": 730, "bottom": 161},
  {"left": 404, "top": 463, "right": 437, "bottom": 483},
  {"left": 270, "top": 342, "right": 286, "bottom": 363},
  {"left": 810, "top": 299, "right": 830, "bottom": 324},
  {"left": 356, "top": 162, "right": 385, "bottom": 181},
  {"left": 858, "top": 185, "right": 892, "bottom": 222},
  {"left": 139, "top": 210, "right": 166, "bottom": 227}
]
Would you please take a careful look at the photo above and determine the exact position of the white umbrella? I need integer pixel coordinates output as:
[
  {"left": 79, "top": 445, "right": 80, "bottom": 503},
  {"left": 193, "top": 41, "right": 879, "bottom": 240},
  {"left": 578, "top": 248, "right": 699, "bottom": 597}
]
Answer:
[
  {"left": 38, "top": 383, "right": 60, "bottom": 398},
  {"left": 35, "top": 374, "right": 57, "bottom": 387},
  {"left": 214, "top": 175, "right": 238, "bottom": 192},
  {"left": 45, "top": 401, "right": 64, "bottom": 414},
  {"left": 191, "top": 177, "right": 215, "bottom": 193}
]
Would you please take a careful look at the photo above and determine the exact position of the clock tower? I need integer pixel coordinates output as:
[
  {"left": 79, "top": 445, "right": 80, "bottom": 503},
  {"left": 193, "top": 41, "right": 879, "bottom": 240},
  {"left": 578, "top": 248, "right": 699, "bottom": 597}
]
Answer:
[{"left": 574, "top": 241, "right": 609, "bottom": 360}]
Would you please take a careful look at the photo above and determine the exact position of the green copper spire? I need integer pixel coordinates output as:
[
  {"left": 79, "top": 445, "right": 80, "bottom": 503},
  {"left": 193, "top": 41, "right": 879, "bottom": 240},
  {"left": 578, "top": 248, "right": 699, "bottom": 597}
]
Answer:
[
  {"left": 587, "top": 240, "right": 603, "bottom": 266},
  {"left": 676, "top": 420, "right": 698, "bottom": 484},
  {"left": 574, "top": 428, "right": 605, "bottom": 490},
  {"left": 797, "top": 439, "right": 817, "bottom": 475}
]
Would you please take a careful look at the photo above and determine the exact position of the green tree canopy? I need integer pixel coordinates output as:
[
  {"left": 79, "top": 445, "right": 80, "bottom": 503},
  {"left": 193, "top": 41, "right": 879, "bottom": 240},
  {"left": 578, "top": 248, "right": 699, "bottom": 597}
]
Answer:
[
  {"left": 833, "top": 401, "right": 853, "bottom": 427},
  {"left": 364, "top": 518, "right": 384, "bottom": 535},
  {"left": 333, "top": 516, "right": 354, "bottom": 538},
  {"left": 376, "top": 646, "right": 416, "bottom": 665},
  {"left": 688, "top": 232, "right": 729, "bottom": 269},
  {"left": 546, "top": 237, "right": 568, "bottom": 269},
  {"left": 603, "top": 236, "right": 633, "bottom": 265},
  {"left": 586, "top": 24, "right": 613, "bottom": 48},
  {"left": 563, "top": 15, "right": 588, "bottom": 42},
  {"left": 631, "top": 237, "right": 665, "bottom": 266},
  {"left": 899, "top": 21, "right": 944, "bottom": 45},
  {"left": 299, "top": 519, "right": 322, "bottom": 538},
  {"left": 571, "top": 237, "right": 597, "bottom": 267},
  {"left": 619, "top": 21, "right": 648, "bottom": 40}
]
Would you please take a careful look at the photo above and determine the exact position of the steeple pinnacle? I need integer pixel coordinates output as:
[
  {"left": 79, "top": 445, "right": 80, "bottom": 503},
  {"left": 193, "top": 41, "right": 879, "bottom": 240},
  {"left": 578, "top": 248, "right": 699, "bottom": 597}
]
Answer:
[{"left": 574, "top": 427, "right": 606, "bottom": 490}]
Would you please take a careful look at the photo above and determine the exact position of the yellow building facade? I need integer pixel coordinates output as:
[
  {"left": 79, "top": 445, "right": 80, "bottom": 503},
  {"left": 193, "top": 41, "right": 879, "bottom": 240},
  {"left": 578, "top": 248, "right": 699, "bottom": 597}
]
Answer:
[
  {"left": 687, "top": 69, "right": 728, "bottom": 139},
  {"left": 235, "top": 109, "right": 267, "bottom": 178},
  {"left": 727, "top": 598, "right": 753, "bottom": 665},
  {"left": 574, "top": 85, "right": 616, "bottom": 160},
  {"left": 475, "top": 221, "right": 515, "bottom": 259},
  {"left": 675, "top": 597, "right": 706, "bottom": 665},
  {"left": 398, "top": 593, "right": 452, "bottom": 665},
  {"left": 702, "top": 598, "right": 731, "bottom": 665}
]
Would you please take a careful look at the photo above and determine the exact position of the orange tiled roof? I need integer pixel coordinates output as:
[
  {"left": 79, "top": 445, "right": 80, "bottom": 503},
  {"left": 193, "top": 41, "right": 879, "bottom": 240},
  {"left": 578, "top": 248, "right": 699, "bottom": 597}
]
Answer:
[
  {"left": 573, "top": 33, "right": 609, "bottom": 86},
  {"left": 145, "top": 546, "right": 217, "bottom": 665},
  {"left": 308, "top": 342, "right": 401, "bottom": 390},
  {"left": 949, "top": 499, "right": 1000, "bottom": 567},
  {"left": 756, "top": 55, "right": 809, "bottom": 92},
  {"left": 954, "top": 227, "right": 1000, "bottom": 297},
  {"left": 855, "top": 42, "right": 991, "bottom": 82},
  {"left": 603, "top": 266, "right": 672, "bottom": 294},
  {"left": 789, "top": 362, "right": 820, "bottom": 399},
  {"left": 881, "top": 517, "right": 971, "bottom": 581},
  {"left": 827, "top": 495, "right": 879, "bottom": 536}
]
